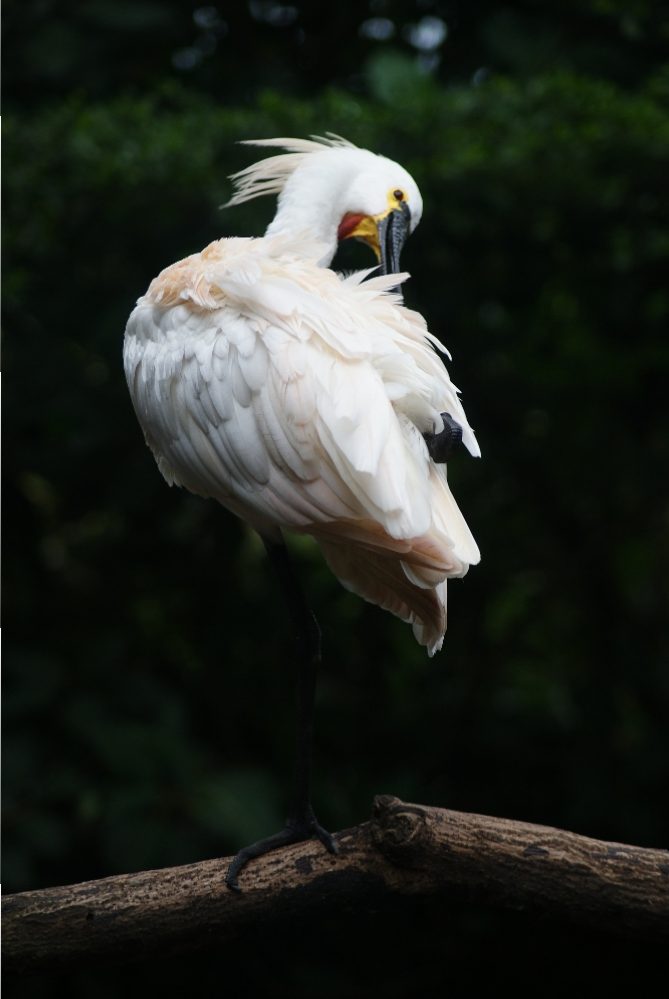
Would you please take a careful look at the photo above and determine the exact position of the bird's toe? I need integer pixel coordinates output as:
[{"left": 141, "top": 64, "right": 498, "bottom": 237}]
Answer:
[{"left": 312, "top": 822, "right": 339, "bottom": 855}]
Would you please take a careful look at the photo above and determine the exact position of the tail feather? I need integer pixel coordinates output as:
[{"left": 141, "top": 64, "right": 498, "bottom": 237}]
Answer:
[
  {"left": 310, "top": 516, "right": 466, "bottom": 575},
  {"left": 316, "top": 535, "right": 451, "bottom": 656}
]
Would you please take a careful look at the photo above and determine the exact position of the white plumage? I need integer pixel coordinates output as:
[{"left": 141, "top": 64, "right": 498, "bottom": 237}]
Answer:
[{"left": 124, "top": 135, "right": 480, "bottom": 654}]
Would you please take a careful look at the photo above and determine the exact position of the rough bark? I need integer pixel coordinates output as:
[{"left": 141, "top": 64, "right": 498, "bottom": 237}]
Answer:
[{"left": 4, "top": 796, "right": 668, "bottom": 975}]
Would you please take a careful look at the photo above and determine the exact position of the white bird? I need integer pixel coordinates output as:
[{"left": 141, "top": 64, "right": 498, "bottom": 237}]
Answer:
[{"left": 123, "top": 134, "right": 480, "bottom": 888}]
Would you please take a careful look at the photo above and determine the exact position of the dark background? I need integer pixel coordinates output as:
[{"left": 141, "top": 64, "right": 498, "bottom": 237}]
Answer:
[{"left": 4, "top": 0, "right": 669, "bottom": 994}]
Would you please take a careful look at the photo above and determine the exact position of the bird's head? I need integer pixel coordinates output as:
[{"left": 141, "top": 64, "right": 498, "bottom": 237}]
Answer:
[
  {"left": 335, "top": 158, "right": 423, "bottom": 278},
  {"left": 225, "top": 135, "right": 423, "bottom": 274}
]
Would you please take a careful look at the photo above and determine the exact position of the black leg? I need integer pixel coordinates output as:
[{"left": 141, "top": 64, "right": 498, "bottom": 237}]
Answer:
[
  {"left": 225, "top": 533, "right": 338, "bottom": 892},
  {"left": 423, "top": 412, "right": 463, "bottom": 463}
]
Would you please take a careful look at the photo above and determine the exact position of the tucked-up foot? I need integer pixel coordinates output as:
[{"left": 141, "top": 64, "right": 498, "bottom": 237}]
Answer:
[
  {"left": 225, "top": 809, "right": 338, "bottom": 892},
  {"left": 423, "top": 412, "right": 463, "bottom": 463}
]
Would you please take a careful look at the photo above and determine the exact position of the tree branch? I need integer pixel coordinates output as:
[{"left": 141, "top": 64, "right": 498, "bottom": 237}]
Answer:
[{"left": 4, "top": 796, "right": 668, "bottom": 974}]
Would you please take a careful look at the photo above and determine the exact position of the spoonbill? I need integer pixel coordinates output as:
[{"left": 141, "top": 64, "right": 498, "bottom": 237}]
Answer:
[{"left": 124, "top": 135, "right": 480, "bottom": 889}]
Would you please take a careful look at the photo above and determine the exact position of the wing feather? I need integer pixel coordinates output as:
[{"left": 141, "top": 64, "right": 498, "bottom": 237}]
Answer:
[{"left": 124, "top": 235, "right": 480, "bottom": 650}]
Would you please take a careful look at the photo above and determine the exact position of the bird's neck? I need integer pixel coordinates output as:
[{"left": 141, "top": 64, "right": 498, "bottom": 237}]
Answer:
[
  {"left": 264, "top": 159, "right": 356, "bottom": 267},
  {"left": 265, "top": 199, "right": 339, "bottom": 267}
]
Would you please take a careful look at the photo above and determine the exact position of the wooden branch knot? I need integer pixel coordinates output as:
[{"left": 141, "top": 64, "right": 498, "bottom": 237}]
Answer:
[{"left": 371, "top": 795, "right": 430, "bottom": 865}]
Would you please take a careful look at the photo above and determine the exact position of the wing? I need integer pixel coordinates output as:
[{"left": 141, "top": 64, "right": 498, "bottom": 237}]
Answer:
[{"left": 124, "top": 236, "right": 480, "bottom": 606}]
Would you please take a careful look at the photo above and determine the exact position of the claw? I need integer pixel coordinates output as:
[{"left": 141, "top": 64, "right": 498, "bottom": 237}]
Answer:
[
  {"left": 312, "top": 821, "right": 339, "bottom": 855},
  {"left": 225, "top": 813, "right": 337, "bottom": 892}
]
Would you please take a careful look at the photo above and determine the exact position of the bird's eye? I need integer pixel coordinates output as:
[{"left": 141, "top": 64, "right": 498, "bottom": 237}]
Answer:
[{"left": 393, "top": 189, "right": 404, "bottom": 201}]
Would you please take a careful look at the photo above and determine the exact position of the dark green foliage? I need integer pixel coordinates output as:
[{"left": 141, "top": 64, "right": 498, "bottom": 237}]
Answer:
[{"left": 3, "top": 2, "right": 669, "bottom": 991}]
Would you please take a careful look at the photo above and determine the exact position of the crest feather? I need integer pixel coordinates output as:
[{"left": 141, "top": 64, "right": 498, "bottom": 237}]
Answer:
[{"left": 223, "top": 134, "right": 358, "bottom": 208}]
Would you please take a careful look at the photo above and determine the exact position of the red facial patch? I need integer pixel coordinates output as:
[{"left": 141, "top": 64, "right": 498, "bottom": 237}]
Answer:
[{"left": 337, "top": 212, "right": 365, "bottom": 241}]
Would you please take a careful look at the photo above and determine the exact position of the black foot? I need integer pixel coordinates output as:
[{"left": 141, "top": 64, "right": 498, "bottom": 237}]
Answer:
[
  {"left": 423, "top": 412, "right": 463, "bottom": 463},
  {"left": 225, "top": 809, "right": 338, "bottom": 892}
]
